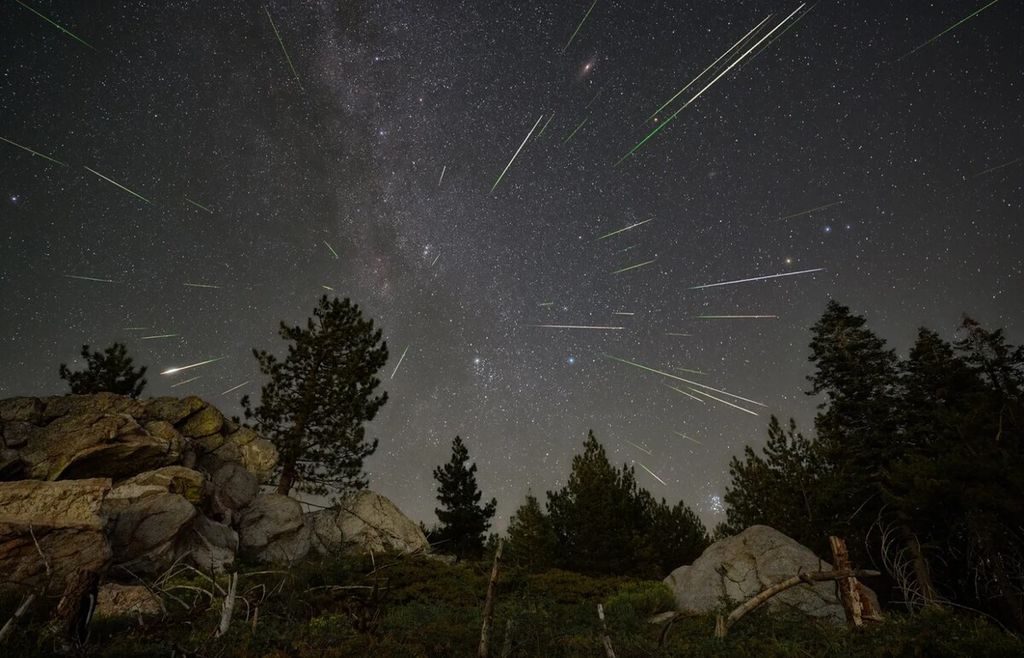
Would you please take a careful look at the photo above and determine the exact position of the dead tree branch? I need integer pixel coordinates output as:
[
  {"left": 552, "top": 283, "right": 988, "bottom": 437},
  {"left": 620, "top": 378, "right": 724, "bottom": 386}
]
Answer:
[{"left": 478, "top": 540, "right": 503, "bottom": 658}]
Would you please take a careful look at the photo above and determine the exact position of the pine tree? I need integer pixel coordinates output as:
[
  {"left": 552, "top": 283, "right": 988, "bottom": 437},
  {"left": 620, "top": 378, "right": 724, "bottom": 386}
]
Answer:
[
  {"left": 505, "top": 493, "right": 558, "bottom": 571},
  {"left": 644, "top": 496, "right": 710, "bottom": 576},
  {"left": 432, "top": 436, "right": 497, "bottom": 560},
  {"left": 242, "top": 296, "right": 388, "bottom": 496},
  {"left": 58, "top": 343, "right": 147, "bottom": 397}
]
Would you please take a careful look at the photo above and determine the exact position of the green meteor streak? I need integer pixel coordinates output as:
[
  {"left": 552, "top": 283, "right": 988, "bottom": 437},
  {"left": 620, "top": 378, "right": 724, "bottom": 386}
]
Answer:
[
  {"left": 536, "top": 113, "right": 555, "bottom": 138},
  {"left": 902, "top": 0, "right": 1004, "bottom": 59},
  {"left": 563, "top": 117, "right": 589, "bottom": 144},
  {"left": 264, "top": 6, "right": 301, "bottom": 86},
  {"left": 83, "top": 166, "right": 152, "bottom": 204},
  {"left": 15, "top": 0, "right": 96, "bottom": 51},
  {"left": 596, "top": 217, "right": 653, "bottom": 240},
  {"left": 778, "top": 200, "right": 843, "bottom": 220},
  {"left": 611, "top": 259, "right": 656, "bottom": 275},
  {"left": 323, "top": 240, "right": 340, "bottom": 259},
  {"left": 562, "top": 0, "right": 598, "bottom": 53},
  {"left": 0, "top": 135, "right": 67, "bottom": 166},
  {"left": 491, "top": 115, "right": 544, "bottom": 193},
  {"left": 184, "top": 196, "right": 213, "bottom": 213}
]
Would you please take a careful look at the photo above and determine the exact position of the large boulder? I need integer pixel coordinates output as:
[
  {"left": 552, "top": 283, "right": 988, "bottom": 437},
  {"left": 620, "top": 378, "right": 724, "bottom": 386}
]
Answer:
[
  {"left": 104, "top": 492, "right": 197, "bottom": 574},
  {"left": 210, "top": 462, "right": 259, "bottom": 522},
  {"left": 308, "top": 490, "right": 429, "bottom": 556},
  {"left": 224, "top": 427, "right": 278, "bottom": 483},
  {"left": 118, "top": 466, "right": 206, "bottom": 504},
  {"left": 177, "top": 514, "right": 238, "bottom": 573},
  {"left": 237, "top": 494, "right": 311, "bottom": 565},
  {"left": 0, "top": 479, "right": 113, "bottom": 588},
  {"left": 663, "top": 525, "right": 878, "bottom": 623}
]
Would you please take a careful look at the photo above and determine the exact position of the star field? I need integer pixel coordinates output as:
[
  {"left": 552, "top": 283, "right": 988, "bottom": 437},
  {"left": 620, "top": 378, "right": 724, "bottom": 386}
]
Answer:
[{"left": 2, "top": 1, "right": 1022, "bottom": 531}]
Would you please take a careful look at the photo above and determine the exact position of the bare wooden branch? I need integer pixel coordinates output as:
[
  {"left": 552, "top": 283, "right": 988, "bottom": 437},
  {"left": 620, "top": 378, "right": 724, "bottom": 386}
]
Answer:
[
  {"left": 478, "top": 540, "right": 504, "bottom": 658},
  {"left": 500, "top": 618, "right": 514, "bottom": 658},
  {"left": 597, "top": 603, "right": 617, "bottom": 658},
  {"left": 715, "top": 569, "right": 881, "bottom": 638},
  {"left": 829, "top": 536, "right": 863, "bottom": 627},
  {"left": 215, "top": 573, "right": 239, "bottom": 638},
  {"left": 0, "top": 593, "right": 36, "bottom": 645}
]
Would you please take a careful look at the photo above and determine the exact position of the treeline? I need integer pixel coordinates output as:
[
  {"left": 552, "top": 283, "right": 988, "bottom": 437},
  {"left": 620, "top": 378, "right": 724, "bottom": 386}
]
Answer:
[{"left": 722, "top": 301, "right": 1024, "bottom": 630}]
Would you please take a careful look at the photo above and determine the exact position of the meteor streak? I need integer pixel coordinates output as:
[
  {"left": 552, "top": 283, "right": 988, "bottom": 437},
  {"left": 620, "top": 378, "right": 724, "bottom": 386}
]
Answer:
[
  {"left": 537, "top": 302, "right": 554, "bottom": 307},
  {"left": 14, "top": 0, "right": 96, "bottom": 50},
  {"left": 778, "top": 200, "right": 843, "bottom": 220},
  {"left": 391, "top": 345, "right": 410, "bottom": 379},
  {"left": 666, "top": 385, "right": 705, "bottom": 403},
  {"left": 184, "top": 197, "right": 213, "bottom": 213},
  {"left": 323, "top": 241, "right": 339, "bottom": 259},
  {"left": 65, "top": 274, "right": 114, "bottom": 283},
  {"left": 665, "top": 332, "right": 691, "bottom": 337},
  {"left": 322, "top": 285, "right": 334, "bottom": 291},
  {"left": 490, "top": 115, "right": 544, "bottom": 193},
  {"left": 612, "top": 312, "right": 634, "bottom": 316},
  {"left": 686, "top": 387, "right": 759, "bottom": 416},
  {"left": 221, "top": 381, "right": 251, "bottom": 396},
  {"left": 625, "top": 440, "right": 652, "bottom": 456},
  {"left": 973, "top": 156, "right": 1022, "bottom": 178},
  {"left": 674, "top": 431, "right": 703, "bottom": 445},
  {"left": 596, "top": 218, "right": 653, "bottom": 240},
  {"left": 563, "top": 117, "right": 589, "bottom": 143},
  {"left": 635, "top": 461, "right": 668, "bottom": 486},
  {"left": 264, "top": 6, "right": 301, "bottom": 85},
  {"left": 648, "top": 13, "right": 774, "bottom": 121},
  {"left": 0, "top": 136, "right": 67, "bottom": 166},
  {"left": 170, "top": 376, "right": 201, "bottom": 388},
  {"left": 536, "top": 113, "right": 555, "bottom": 137},
  {"left": 690, "top": 268, "right": 824, "bottom": 290},
  {"left": 697, "top": 315, "right": 778, "bottom": 319},
  {"left": 527, "top": 324, "right": 623, "bottom": 330},
  {"left": 902, "top": 0, "right": 1004, "bottom": 59},
  {"left": 438, "top": 165, "right": 446, "bottom": 187},
  {"left": 562, "top": 0, "right": 598, "bottom": 53},
  {"left": 184, "top": 282, "right": 220, "bottom": 289},
  {"left": 431, "top": 253, "right": 441, "bottom": 266},
  {"left": 140, "top": 334, "right": 179, "bottom": 340},
  {"left": 83, "top": 166, "right": 152, "bottom": 204},
  {"left": 123, "top": 327, "right": 149, "bottom": 331},
  {"left": 618, "top": 4, "right": 805, "bottom": 165},
  {"left": 604, "top": 354, "right": 767, "bottom": 407},
  {"left": 161, "top": 357, "right": 226, "bottom": 376},
  {"left": 612, "top": 259, "right": 656, "bottom": 275}
]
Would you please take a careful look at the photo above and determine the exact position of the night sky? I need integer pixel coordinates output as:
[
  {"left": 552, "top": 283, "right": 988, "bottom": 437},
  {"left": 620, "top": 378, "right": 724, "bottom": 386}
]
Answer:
[{"left": 2, "top": 1, "right": 1021, "bottom": 531}]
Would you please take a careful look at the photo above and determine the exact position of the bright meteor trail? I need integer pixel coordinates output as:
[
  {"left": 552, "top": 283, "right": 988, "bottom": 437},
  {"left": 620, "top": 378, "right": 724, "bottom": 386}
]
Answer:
[
  {"left": 220, "top": 381, "right": 251, "bottom": 396},
  {"left": 778, "top": 200, "right": 844, "bottom": 220},
  {"left": 686, "top": 387, "right": 759, "bottom": 416},
  {"left": 612, "top": 259, "right": 656, "bottom": 275},
  {"left": 527, "top": 324, "right": 624, "bottom": 331},
  {"left": 391, "top": 344, "right": 410, "bottom": 379},
  {"left": 323, "top": 241, "right": 340, "bottom": 259},
  {"left": 490, "top": 115, "right": 544, "bottom": 193},
  {"left": 901, "top": 0, "right": 1005, "bottom": 59},
  {"left": 697, "top": 315, "right": 779, "bottom": 319},
  {"left": 264, "top": 6, "right": 301, "bottom": 86},
  {"left": 674, "top": 431, "right": 703, "bottom": 446},
  {"left": 604, "top": 354, "right": 767, "bottom": 408},
  {"left": 65, "top": 275, "right": 115, "bottom": 284},
  {"left": 596, "top": 218, "right": 653, "bottom": 240},
  {"left": 161, "top": 357, "right": 226, "bottom": 376},
  {"left": 14, "top": 0, "right": 96, "bottom": 51},
  {"left": 184, "top": 197, "right": 213, "bottom": 213},
  {"left": 83, "top": 166, "right": 152, "bottom": 205},
  {"left": 625, "top": 440, "right": 652, "bottom": 456},
  {"left": 635, "top": 461, "right": 668, "bottom": 486},
  {"left": 0, "top": 136, "right": 67, "bottom": 167},
  {"left": 562, "top": 0, "right": 599, "bottom": 53},
  {"left": 690, "top": 268, "right": 824, "bottom": 290}
]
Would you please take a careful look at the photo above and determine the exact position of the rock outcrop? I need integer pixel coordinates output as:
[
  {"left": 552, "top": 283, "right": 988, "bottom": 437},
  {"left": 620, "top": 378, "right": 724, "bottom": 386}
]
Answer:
[
  {"left": 663, "top": 525, "right": 879, "bottom": 624},
  {"left": 309, "top": 490, "right": 429, "bottom": 556}
]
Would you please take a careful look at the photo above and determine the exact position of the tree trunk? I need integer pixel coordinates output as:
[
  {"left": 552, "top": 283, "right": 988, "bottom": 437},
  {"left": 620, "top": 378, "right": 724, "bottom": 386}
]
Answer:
[
  {"left": 478, "top": 540, "right": 503, "bottom": 658},
  {"left": 829, "top": 536, "right": 863, "bottom": 627},
  {"left": 897, "top": 523, "right": 938, "bottom": 605},
  {"left": 276, "top": 464, "right": 295, "bottom": 495},
  {"left": 215, "top": 573, "right": 239, "bottom": 638},
  {"left": 597, "top": 603, "right": 617, "bottom": 658}
]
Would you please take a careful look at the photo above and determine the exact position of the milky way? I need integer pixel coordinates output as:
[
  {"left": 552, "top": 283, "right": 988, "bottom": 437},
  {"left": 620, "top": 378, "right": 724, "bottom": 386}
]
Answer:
[{"left": 2, "top": 1, "right": 1021, "bottom": 530}]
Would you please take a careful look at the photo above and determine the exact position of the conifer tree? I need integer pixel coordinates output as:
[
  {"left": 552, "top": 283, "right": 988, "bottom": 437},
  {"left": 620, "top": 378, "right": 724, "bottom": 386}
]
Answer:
[
  {"left": 505, "top": 493, "right": 558, "bottom": 571},
  {"left": 242, "top": 296, "right": 388, "bottom": 496},
  {"left": 58, "top": 343, "right": 147, "bottom": 397},
  {"left": 432, "top": 436, "right": 497, "bottom": 560}
]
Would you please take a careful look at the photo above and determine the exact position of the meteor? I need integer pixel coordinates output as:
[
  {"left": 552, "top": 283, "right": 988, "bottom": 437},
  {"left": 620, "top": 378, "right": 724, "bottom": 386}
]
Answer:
[
  {"left": 612, "top": 259, "right": 656, "bottom": 275},
  {"left": 527, "top": 324, "right": 624, "bottom": 330},
  {"left": 901, "top": 0, "right": 1005, "bottom": 59},
  {"left": 431, "top": 253, "right": 441, "bottom": 266},
  {"left": 625, "top": 439, "right": 652, "bottom": 456},
  {"left": 184, "top": 197, "right": 213, "bottom": 213},
  {"left": 537, "top": 302, "right": 554, "bottom": 307},
  {"left": 562, "top": 0, "right": 599, "bottom": 53},
  {"left": 65, "top": 274, "right": 114, "bottom": 283},
  {"left": 618, "top": 4, "right": 805, "bottom": 165},
  {"left": 322, "top": 285, "right": 334, "bottom": 291},
  {"left": 612, "top": 312, "right": 634, "bottom": 316},
  {"left": 490, "top": 115, "right": 544, "bottom": 193},
  {"left": 665, "top": 332, "right": 691, "bottom": 337},
  {"left": 160, "top": 357, "right": 226, "bottom": 376},
  {"left": 604, "top": 354, "right": 766, "bottom": 407},
  {"left": 536, "top": 113, "right": 555, "bottom": 137},
  {"left": 697, "top": 315, "right": 778, "bottom": 319},
  {"left": 596, "top": 218, "right": 653, "bottom": 240},
  {"left": 184, "top": 282, "right": 220, "bottom": 289},
  {"left": 438, "top": 165, "right": 446, "bottom": 186},
  {"left": 170, "top": 376, "right": 201, "bottom": 389},
  {"left": 686, "top": 387, "right": 759, "bottom": 416},
  {"left": 666, "top": 385, "right": 705, "bottom": 404},
  {"left": 14, "top": 0, "right": 96, "bottom": 51},
  {"left": 220, "top": 381, "right": 251, "bottom": 396},
  {"left": 123, "top": 327, "right": 149, "bottom": 331},
  {"left": 778, "top": 200, "right": 843, "bottom": 220},
  {"left": 264, "top": 6, "right": 301, "bottom": 85},
  {"left": 690, "top": 268, "right": 824, "bottom": 290},
  {"left": 563, "top": 117, "right": 589, "bottom": 144},
  {"left": 391, "top": 345, "right": 410, "bottom": 379},
  {"left": 648, "top": 14, "right": 774, "bottom": 121},
  {"left": 674, "top": 431, "right": 703, "bottom": 446},
  {"left": 973, "top": 156, "right": 1022, "bottom": 178},
  {"left": 323, "top": 241, "right": 340, "bottom": 259},
  {"left": 0, "top": 136, "right": 67, "bottom": 167},
  {"left": 140, "top": 334, "right": 179, "bottom": 340},
  {"left": 83, "top": 166, "right": 152, "bottom": 204},
  {"left": 635, "top": 461, "right": 668, "bottom": 486}
]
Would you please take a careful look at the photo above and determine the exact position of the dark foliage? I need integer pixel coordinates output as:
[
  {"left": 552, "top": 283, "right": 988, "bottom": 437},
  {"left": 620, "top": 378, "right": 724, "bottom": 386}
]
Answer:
[
  {"left": 432, "top": 436, "right": 497, "bottom": 560},
  {"left": 58, "top": 343, "right": 147, "bottom": 397}
]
